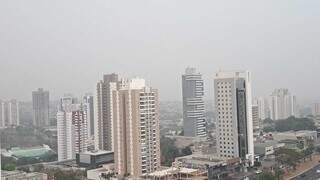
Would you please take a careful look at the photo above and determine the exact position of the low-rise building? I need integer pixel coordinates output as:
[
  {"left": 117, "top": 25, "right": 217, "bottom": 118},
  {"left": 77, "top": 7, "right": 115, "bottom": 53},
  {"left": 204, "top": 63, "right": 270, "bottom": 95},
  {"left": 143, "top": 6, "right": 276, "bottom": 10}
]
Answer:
[
  {"left": 146, "top": 167, "right": 207, "bottom": 180},
  {"left": 272, "top": 130, "right": 317, "bottom": 142},
  {"left": 1, "top": 170, "right": 47, "bottom": 180},
  {"left": 272, "top": 130, "right": 317, "bottom": 150},
  {"left": 86, "top": 164, "right": 115, "bottom": 180},
  {"left": 172, "top": 154, "right": 241, "bottom": 180},
  {"left": 254, "top": 141, "right": 285, "bottom": 158},
  {"left": 76, "top": 150, "right": 114, "bottom": 169}
]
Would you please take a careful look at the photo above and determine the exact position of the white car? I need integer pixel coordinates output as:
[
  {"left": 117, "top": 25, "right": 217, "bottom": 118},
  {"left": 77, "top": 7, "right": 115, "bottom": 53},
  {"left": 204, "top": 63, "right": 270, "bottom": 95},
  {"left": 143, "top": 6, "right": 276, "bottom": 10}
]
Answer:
[{"left": 316, "top": 169, "right": 320, "bottom": 173}]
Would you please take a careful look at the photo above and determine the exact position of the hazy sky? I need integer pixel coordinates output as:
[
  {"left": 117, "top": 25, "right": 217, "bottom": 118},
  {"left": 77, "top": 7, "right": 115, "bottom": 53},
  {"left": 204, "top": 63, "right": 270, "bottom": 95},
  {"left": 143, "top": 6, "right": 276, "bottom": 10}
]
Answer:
[{"left": 0, "top": 0, "right": 320, "bottom": 103}]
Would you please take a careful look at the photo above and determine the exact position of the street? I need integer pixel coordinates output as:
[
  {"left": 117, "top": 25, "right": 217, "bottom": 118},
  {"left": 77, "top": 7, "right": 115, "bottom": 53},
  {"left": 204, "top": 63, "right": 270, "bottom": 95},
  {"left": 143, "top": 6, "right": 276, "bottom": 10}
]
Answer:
[{"left": 291, "top": 164, "right": 320, "bottom": 180}]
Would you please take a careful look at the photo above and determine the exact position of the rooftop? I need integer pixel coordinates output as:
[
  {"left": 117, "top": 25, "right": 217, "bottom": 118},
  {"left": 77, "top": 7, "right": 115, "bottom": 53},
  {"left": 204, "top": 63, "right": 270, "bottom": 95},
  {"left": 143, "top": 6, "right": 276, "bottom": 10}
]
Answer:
[
  {"left": 80, "top": 150, "right": 113, "bottom": 156},
  {"left": 8, "top": 145, "right": 53, "bottom": 158},
  {"left": 148, "top": 167, "right": 199, "bottom": 177}
]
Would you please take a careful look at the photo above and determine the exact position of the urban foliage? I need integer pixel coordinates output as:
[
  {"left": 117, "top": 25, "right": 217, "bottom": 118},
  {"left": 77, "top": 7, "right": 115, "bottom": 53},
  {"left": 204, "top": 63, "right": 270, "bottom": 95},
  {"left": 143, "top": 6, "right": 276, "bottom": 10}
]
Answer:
[
  {"left": 263, "top": 117, "right": 316, "bottom": 132},
  {"left": 275, "top": 148, "right": 303, "bottom": 170},
  {"left": 0, "top": 126, "right": 57, "bottom": 151},
  {"left": 160, "top": 136, "right": 192, "bottom": 166},
  {"left": 254, "top": 172, "right": 277, "bottom": 180},
  {"left": 1, "top": 163, "right": 16, "bottom": 171}
]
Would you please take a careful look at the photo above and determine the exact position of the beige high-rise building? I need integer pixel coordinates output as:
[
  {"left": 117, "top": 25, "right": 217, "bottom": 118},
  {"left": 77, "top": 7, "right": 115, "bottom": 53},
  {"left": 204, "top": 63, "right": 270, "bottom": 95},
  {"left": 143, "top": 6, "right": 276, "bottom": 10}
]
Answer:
[
  {"left": 95, "top": 73, "right": 119, "bottom": 151},
  {"left": 112, "top": 78, "right": 160, "bottom": 178}
]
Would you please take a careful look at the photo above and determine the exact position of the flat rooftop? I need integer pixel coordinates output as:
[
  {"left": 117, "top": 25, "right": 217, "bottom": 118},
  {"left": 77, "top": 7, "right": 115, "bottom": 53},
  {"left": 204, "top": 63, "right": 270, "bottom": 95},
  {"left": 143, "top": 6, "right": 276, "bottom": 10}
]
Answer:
[
  {"left": 8, "top": 145, "right": 53, "bottom": 158},
  {"left": 148, "top": 167, "right": 199, "bottom": 177},
  {"left": 80, "top": 150, "right": 113, "bottom": 156}
]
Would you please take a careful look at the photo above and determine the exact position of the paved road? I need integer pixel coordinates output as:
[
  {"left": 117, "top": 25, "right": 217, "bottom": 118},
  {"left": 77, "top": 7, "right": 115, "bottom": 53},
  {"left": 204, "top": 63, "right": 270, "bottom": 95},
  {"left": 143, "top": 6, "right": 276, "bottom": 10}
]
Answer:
[{"left": 291, "top": 164, "right": 320, "bottom": 180}]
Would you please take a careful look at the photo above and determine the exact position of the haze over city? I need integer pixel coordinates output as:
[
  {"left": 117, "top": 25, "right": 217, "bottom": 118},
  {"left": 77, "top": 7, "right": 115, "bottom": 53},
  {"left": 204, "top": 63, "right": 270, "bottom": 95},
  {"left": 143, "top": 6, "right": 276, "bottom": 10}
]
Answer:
[{"left": 1, "top": 0, "right": 320, "bottom": 103}]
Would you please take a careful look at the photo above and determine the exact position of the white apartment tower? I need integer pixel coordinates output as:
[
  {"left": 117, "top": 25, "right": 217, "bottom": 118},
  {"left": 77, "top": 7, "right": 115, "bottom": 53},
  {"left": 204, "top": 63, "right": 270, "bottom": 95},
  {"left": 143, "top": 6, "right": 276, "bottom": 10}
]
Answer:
[
  {"left": 253, "top": 97, "right": 270, "bottom": 120},
  {"left": 83, "top": 94, "right": 94, "bottom": 137},
  {"left": 57, "top": 95, "right": 89, "bottom": 161},
  {"left": 0, "top": 99, "right": 19, "bottom": 127},
  {"left": 312, "top": 102, "right": 320, "bottom": 116},
  {"left": 270, "top": 89, "right": 297, "bottom": 120},
  {"left": 214, "top": 71, "right": 254, "bottom": 166},
  {"left": 0, "top": 100, "right": 4, "bottom": 127},
  {"left": 182, "top": 67, "right": 207, "bottom": 138},
  {"left": 112, "top": 78, "right": 160, "bottom": 178}
]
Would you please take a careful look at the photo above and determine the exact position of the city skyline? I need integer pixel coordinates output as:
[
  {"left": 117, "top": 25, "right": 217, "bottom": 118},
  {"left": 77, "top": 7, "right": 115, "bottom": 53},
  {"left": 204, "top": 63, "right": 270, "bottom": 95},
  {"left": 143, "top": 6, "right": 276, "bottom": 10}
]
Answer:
[{"left": 1, "top": 1, "right": 320, "bottom": 179}]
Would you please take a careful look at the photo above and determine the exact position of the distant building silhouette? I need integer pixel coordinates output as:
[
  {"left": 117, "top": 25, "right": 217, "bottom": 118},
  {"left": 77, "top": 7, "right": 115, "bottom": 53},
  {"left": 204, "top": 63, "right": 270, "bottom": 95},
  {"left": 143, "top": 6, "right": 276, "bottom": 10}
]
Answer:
[{"left": 32, "top": 88, "right": 50, "bottom": 127}]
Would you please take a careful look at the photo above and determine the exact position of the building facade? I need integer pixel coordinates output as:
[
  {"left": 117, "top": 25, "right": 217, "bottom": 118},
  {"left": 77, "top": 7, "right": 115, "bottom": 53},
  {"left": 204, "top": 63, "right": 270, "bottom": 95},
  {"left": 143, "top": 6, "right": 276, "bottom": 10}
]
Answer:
[
  {"left": 182, "top": 67, "right": 207, "bottom": 138},
  {"left": 252, "top": 105, "right": 260, "bottom": 133},
  {"left": 112, "top": 78, "right": 161, "bottom": 178},
  {"left": 253, "top": 97, "right": 270, "bottom": 120},
  {"left": 1, "top": 170, "right": 48, "bottom": 180},
  {"left": 0, "top": 99, "right": 19, "bottom": 127},
  {"left": 57, "top": 95, "right": 89, "bottom": 161},
  {"left": 270, "top": 89, "right": 297, "bottom": 120},
  {"left": 95, "top": 73, "right": 119, "bottom": 151},
  {"left": 83, "top": 94, "right": 94, "bottom": 137},
  {"left": 32, "top": 88, "right": 50, "bottom": 127},
  {"left": 313, "top": 102, "right": 320, "bottom": 116},
  {"left": 214, "top": 71, "right": 254, "bottom": 165}
]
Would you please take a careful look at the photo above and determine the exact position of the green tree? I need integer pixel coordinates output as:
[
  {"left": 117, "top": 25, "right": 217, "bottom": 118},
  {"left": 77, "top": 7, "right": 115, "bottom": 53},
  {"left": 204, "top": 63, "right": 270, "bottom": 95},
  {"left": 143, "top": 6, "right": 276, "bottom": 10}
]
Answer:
[
  {"left": 275, "top": 117, "right": 316, "bottom": 132},
  {"left": 255, "top": 172, "right": 277, "bottom": 180},
  {"left": 160, "top": 136, "right": 179, "bottom": 166},
  {"left": 181, "top": 146, "right": 192, "bottom": 156},
  {"left": 2, "top": 163, "right": 16, "bottom": 171},
  {"left": 275, "top": 148, "right": 303, "bottom": 170}
]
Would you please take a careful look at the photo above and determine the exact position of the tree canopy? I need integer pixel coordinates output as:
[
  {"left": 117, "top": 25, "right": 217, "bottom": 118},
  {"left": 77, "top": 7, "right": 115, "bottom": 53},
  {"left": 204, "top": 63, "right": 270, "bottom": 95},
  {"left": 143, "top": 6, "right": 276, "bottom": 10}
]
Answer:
[
  {"left": 160, "top": 136, "right": 193, "bottom": 166},
  {"left": 263, "top": 116, "right": 316, "bottom": 132}
]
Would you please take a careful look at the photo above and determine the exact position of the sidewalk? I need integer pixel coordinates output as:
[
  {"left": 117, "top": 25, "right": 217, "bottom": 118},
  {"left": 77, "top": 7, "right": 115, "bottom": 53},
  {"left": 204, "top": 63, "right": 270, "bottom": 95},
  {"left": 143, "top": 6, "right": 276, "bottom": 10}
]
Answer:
[{"left": 284, "top": 154, "right": 320, "bottom": 180}]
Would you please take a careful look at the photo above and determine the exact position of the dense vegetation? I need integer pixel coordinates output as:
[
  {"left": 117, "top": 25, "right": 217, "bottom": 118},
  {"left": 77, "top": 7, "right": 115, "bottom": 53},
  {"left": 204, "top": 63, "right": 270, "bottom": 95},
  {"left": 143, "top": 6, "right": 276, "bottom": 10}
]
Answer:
[
  {"left": 254, "top": 172, "right": 277, "bottom": 180},
  {"left": 263, "top": 116, "right": 316, "bottom": 132},
  {"left": 160, "top": 136, "right": 192, "bottom": 166},
  {"left": 0, "top": 126, "right": 57, "bottom": 151}
]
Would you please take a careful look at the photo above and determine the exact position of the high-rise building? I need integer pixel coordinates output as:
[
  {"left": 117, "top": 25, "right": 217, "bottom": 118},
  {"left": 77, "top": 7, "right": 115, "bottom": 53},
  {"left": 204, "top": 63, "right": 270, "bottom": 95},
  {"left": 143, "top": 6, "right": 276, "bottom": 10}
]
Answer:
[
  {"left": 252, "top": 105, "right": 260, "bottom": 132},
  {"left": 95, "top": 73, "right": 119, "bottom": 151},
  {"left": 313, "top": 102, "right": 320, "bottom": 116},
  {"left": 182, "top": 67, "right": 207, "bottom": 138},
  {"left": 214, "top": 71, "right": 254, "bottom": 166},
  {"left": 0, "top": 100, "right": 4, "bottom": 128},
  {"left": 112, "top": 78, "right": 160, "bottom": 178},
  {"left": 83, "top": 94, "right": 94, "bottom": 137},
  {"left": 253, "top": 97, "right": 270, "bottom": 120},
  {"left": 270, "top": 89, "right": 297, "bottom": 120},
  {"left": 32, "top": 88, "right": 50, "bottom": 127},
  {"left": 57, "top": 95, "right": 89, "bottom": 161},
  {"left": 0, "top": 99, "right": 20, "bottom": 127}
]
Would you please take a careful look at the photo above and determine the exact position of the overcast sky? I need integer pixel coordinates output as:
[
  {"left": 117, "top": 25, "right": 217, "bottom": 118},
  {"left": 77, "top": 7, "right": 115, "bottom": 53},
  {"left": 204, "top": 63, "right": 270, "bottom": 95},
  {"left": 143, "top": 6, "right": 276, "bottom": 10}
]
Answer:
[{"left": 0, "top": 0, "right": 319, "bottom": 103}]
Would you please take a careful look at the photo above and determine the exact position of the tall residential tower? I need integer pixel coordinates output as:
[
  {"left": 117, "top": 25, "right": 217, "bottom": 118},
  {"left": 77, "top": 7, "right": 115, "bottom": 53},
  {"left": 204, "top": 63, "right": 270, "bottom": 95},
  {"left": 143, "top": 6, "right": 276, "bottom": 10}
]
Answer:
[
  {"left": 112, "top": 78, "right": 160, "bottom": 178},
  {"left": 57, "top": 95, "right": 89, "bottom": 161},
  {"left": 270, "top": 89, "right": 297, "bottom": 120},
  {"left": 94, "top": 73, "right": 119, "bottom": 151},
  {"left": 83, "top": 94, "right": 94, "bottom": 137},
  {"left": 0, "top": 99, "right": 19, "bottom": 127}
]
